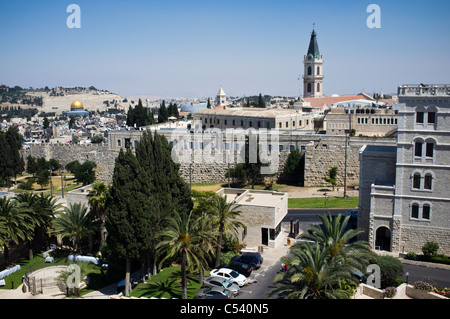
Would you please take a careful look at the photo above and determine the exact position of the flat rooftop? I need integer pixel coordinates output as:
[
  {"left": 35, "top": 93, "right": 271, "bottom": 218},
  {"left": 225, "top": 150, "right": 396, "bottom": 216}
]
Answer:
[{"left": 217, "top": 188, "right": 287, "bottom": 208}]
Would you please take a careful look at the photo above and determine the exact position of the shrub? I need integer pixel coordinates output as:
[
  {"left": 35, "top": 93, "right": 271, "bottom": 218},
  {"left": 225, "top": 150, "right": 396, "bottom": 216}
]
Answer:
[
  {"left": 376, "top": 255, "right": 405, "bottom": 288},
  {"left": 413, "top": 281, "right": 433, "bottom": 292},
  {"left": 384, "top": 286, "right": 397, "bottom": 298},
  {"left": 405, "top": 252, "right": 417, "bottom": 260},
  {"left": 422, "top": 241, "right": 439, "bottom": 257}
]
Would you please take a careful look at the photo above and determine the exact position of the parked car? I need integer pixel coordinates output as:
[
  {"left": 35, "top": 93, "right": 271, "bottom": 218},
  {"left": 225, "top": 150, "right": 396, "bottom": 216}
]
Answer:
[
  {"left": 345, "top": 209, "right": 358, "bottom": 219},
  {"left": 225, "top": 261, "right": 253, "bottom": 277},
  {"left": 231, "top": 252, "right": 263, "bottom": 269},
  {"left": 210, "top": 268, "right": 247, "bottom": 286},
  {"left": 194, "top": 286, "right": 233, "bottom": 299},
  {"left": 203, "top": 276, "right": 240, "bottom": 295}
]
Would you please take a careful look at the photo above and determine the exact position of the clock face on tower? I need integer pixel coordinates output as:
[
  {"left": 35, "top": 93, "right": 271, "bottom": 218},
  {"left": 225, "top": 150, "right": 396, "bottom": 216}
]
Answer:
[{"left": 307, "top": 54, "right": 313, "bottom": 60}]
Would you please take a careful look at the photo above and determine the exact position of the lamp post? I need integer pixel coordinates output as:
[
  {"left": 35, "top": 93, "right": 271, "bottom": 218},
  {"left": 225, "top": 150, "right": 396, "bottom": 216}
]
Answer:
[{"left": 324, "top": 191, "right": 328, "bottom": 208}]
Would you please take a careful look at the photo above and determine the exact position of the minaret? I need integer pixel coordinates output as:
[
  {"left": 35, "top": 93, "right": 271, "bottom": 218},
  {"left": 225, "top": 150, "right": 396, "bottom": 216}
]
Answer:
[
  {"left": 303, "top": 26, "right": 323, "bottom": 98},
  {"left": 215, "top": 87, "right": 227, "bottom": 107}
]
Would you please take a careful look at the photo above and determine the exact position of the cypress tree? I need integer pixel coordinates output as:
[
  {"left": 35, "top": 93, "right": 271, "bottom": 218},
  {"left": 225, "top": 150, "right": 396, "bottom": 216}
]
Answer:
[{"left": 158, "top": 100, "right": 168, "bottom": 123}]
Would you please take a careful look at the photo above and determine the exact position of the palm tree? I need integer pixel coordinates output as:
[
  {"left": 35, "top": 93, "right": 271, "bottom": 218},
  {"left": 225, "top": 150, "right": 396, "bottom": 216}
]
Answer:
[
  {"left": 156, "top": 211, "right": 212, "bottom": 299},
  {"left": 209, "top": 195, "right": 243, "bottom": 268},
  {"left": 56, "top": 262, "right": 94, "bottom": 297},
  {"left": 87, "top": 182, "right": 109, "bottom": 247},
  {"left": 299, "top": 214, "right": 373, "bottom": 272},
  {"left": 52, "top": 203, "right": 97, "bottom": 253},
  {"left": 0, "top": 197, "right": 34, "bottom": 267},
  {"left": 270, "top": 242, "right": 357, "bottom": 299},
  {"left": 13, "top": 192, "right": 39, "bottom": 259}
]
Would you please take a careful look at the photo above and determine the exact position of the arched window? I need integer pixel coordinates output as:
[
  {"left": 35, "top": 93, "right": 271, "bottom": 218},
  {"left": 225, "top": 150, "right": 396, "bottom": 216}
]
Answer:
[
  {"left": 317, "top": 83, "right": 320, "bottom": 92},
  {"left": 412, "top": 173, "right": 421, "bottom": 189},
  {"left": 422, "top": 204, "right": 431, "bottom": 220},
  {"left": 307, "top": 66, "right": 312, "bottom": 75},
  {"left": 411, "top": 203, "right": 419, "bottom": 219},
  {"left": 424, "top": 173, "right": 433, "bottom": 190},
  {"left": 414, "top": 140, "right": 423, "bottom": 157},
  {"left": 317, "top": 66, "right": 320, "bottom": 75},
  {"left": 307, "top": 83, "right": 312, "bottom": 93}
]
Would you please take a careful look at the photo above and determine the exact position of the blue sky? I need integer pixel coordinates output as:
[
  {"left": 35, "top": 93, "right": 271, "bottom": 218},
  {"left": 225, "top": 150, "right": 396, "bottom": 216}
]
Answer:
[{"left": 0, "top": 0, "right": 449, "bottom": 98}]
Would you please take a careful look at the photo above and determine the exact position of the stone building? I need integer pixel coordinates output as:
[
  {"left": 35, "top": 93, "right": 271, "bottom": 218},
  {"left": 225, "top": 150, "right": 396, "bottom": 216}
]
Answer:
[
  {"left": 358, "top": 84, "right": 450, "bottom": 255},
  {"left": 326, "top": 105, "right": 398, "bottom": 136},
  {"left": 216, "top": 188, "right": 288, "bottom": 249},
  {"left": 193, "top": 107, "right": 317, "bottom": 131},
  {"left": 215, "top": 87, "right": 227, "bottom": 108},
  {"left": 303, "top": 27, "right": 323, "bottom": 98}
]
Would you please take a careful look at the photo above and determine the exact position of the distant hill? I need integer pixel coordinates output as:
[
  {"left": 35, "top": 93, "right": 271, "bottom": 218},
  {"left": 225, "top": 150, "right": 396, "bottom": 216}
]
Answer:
[{"left": 0, "top": 85, "right": 129, "bottom": 115}]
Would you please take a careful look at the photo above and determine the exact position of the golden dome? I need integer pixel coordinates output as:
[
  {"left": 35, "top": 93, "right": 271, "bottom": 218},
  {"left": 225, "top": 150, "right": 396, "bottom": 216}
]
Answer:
[{"left": 71, "top": 100, "right": 84, "bottom": 109}]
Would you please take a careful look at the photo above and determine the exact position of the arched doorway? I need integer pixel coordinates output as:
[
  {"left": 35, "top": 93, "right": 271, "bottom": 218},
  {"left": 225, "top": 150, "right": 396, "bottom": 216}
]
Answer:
[{"left": 375, "top": 227, "right": 391, "bottom": 251}]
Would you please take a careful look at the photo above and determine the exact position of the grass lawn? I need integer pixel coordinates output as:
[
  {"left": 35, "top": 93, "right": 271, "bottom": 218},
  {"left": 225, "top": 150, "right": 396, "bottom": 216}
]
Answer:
[
  {"left": 130, "top": 266, "right": 208, "bottom": 299},
  {"left": 0, "top": 249, "right": 71, "bottom": 290},
  {"left": 288, "top": 197, "right": 359, "bottom": 209}
]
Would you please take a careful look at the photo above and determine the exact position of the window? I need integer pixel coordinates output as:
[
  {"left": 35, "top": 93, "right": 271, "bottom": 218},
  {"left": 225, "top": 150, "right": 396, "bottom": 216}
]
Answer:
[
  {"left": 414, "top": 141, "right": 423, "bottom": 157},
  {"left": 416, "top": 111, "right": 424, "bottom": 124},
  {"left": 428, "top": 112, "right": 436, "bottom": 124},
  {"left": 286, "top": 121, "right": 289, "bottom": 128},
  {"left": 424, "top": 174, "right": 433, "bottom": 190},
  {"left": 422, "top": 205, "right": 431, "bottom": 220},
  {"left": 317, "top": 83, "right": 320, "bottom": 92},
  {"left": 413, "top": 173, "right": 421, "bottom": 189},
  {"left": 426, "top": 142, "right": 434, "bottom": 158},
  {"left": 411, "top": 203, "right": 419, "bottom": 219},
  {"left": 317, "top": 66, "right": 320, "bottom": 75},
  {"left": 279, "top": 122, "right": 282, "bottom": 128},
  {"left": 307, "top": 83, "right": 312, "bottom": 93},
  {"left": 308, "top": 66, "right": 312, "bottom": 75}
]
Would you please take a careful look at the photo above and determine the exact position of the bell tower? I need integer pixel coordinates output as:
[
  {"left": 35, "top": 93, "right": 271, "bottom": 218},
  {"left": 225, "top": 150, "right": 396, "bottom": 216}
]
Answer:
[{"left": 303, "top": 26, "right": 323, "bottom": 98}]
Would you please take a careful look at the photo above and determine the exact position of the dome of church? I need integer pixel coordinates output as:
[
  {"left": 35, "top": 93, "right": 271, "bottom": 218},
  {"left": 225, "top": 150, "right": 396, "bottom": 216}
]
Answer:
[{"left": 71, "top": 100, "right": 84, "bottom": 109}]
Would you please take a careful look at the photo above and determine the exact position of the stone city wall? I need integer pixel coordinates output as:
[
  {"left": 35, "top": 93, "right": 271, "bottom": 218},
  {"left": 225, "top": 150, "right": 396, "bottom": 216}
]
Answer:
[{"left": 21, "top": 134, "right": 396, "bottom": 187}]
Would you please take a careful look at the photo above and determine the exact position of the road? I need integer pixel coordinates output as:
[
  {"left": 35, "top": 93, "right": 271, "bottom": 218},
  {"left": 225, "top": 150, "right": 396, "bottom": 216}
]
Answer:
[{"left": 236, "top": 208, "right": 450, "bottom": 299}]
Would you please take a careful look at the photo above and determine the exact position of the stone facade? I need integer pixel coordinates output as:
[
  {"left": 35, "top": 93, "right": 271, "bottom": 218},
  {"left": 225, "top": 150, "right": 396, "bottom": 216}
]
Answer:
[
  {"left": 326, "top": 106, "right": 398, "bottom": 136},
  {"left": 359, "top": 84, "right": 450, "bottom": 255},
  {"left": 216, "top": 188, "right": 288, "bottom": 249},
  {"left": 21, "top": 143, "right": 118, "bottom": 185}
]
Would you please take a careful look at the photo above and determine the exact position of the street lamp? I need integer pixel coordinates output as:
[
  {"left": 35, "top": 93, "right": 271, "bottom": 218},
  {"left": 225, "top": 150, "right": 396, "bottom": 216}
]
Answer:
[{"left": 324, "top": 191, "right": 328, "bottom": 208}]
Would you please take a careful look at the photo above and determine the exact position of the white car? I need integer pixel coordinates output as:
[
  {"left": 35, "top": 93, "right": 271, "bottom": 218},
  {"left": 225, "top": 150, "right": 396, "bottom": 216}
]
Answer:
[{"left": 210, "top": 268, "right": 247, "bottom": 287}]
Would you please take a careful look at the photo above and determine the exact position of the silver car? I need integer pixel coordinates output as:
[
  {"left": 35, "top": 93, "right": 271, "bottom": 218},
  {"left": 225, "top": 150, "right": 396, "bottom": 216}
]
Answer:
[
  {"left": 195, "top": 286, "right": 233, "bottom": 299},
  {"left": 203, "top": 276, "right": 240, "bottom": 295}
]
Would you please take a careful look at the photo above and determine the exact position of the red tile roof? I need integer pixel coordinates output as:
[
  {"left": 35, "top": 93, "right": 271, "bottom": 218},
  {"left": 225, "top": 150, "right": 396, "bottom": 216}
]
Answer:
[{"left": 303, "top": 94, "right": 374, "bottom": 108}]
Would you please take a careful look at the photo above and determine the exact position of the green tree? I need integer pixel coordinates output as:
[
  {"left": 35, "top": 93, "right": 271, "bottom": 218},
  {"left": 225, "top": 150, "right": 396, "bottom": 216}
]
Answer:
[
  {"left": 270, "top": 242, "right": 357, "bottom": 299},
  {"left": 43, "top": 117, "right": 49, "bottom": 130},
  {"left": 324, "top": 166, "right": 338, "bottom": 191},
  {"left": 88, "top": 182, "right": 109, "bottom": 247},
  {"left": 270, "top": 213, "right": 374, "bottom": 299},
  {"left": 66, "top": 160, "right": 97, "bottom": 185},
  {"left": 26, "top": 155, "right": 38, "bottom": 177},
  {"left": 375, "top": 255, "right": 405, "bottom": 288},
  {"left": 282, "top": 149, "right": 304, "bottom": 184},
  {"left": 208, "top": 195, "right": 243, "bottom": 268},
  {"left": 156, "top": 211, "right": 213, "bottom": 299},
  {"left": 300, "top": 214, "right": 373, "bottom": 269},
  {"left": 0, "top": 197, "right": 34, "bottom": 267},
  {"left": 257, "top": 93, "right": 266, "bottom": 108},
  {"left": 158, "top": 100, "right": 168, "bottom": 123},
  {"left": 52, "top": 203, "right": 97, "bottom": 253},
  {"left": 105, "top": 149, "right": 150, "bottom": 296}
]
